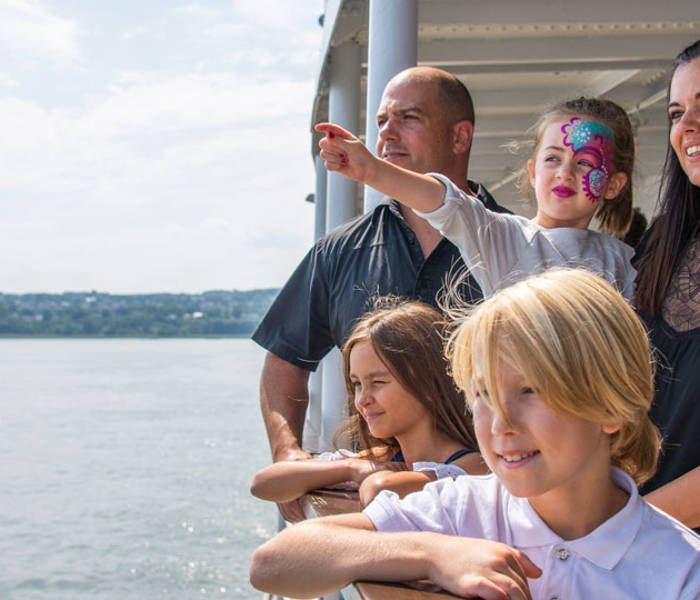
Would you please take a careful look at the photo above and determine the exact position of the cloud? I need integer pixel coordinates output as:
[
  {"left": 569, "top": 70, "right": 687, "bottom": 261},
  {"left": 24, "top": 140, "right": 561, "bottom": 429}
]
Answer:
[
  {"left": 0, "top": 1, "right": 325, "bottom": 293},
  {"left": 0, "top": 70, "right": 314, "bottom": 192},
  {"left": 172, "top": 3, "right": 223, "bottom": 20},
  {"left": 0, "top": 68, "right": 318, "bottom": 292},
  {"left": 0, "top": 0, "right": 78, "bottom": 63},
  {"left": 232, "top": 0, "right": 319, "bottom": 31},
  {"left": 169, "top": 1, "right": 321, "bottom": 75},
  {"left": 0, "top": 71, "right": 19, "bottom": 88}
]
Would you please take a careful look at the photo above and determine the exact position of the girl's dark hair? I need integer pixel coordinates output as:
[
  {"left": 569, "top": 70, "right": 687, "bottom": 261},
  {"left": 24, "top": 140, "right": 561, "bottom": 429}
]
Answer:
[
  {"left": 525, "top": 97, "right": 635, "bottom": 237},
  {"left": 635, "top": 39, "right": 700, "bottom": 316},
  {"left": 333, "top": 298, "right": 477, "bottom": 459}
]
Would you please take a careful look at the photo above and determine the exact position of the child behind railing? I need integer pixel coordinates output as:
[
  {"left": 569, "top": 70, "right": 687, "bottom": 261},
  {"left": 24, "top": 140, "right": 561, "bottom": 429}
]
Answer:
[{"left": 251, "top": 298, "right": 487, "bottom": 509}]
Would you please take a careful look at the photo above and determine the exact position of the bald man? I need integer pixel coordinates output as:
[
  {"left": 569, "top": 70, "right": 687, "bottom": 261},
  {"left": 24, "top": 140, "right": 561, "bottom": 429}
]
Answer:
[{"left": 252, "top": 67, "right": 508, "bottom": 520}]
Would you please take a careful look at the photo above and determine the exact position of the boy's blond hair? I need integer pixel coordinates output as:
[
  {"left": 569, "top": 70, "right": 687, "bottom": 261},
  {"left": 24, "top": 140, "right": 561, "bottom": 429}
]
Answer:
[{"left": 447, "top": 268, "right": 660, "bottom": 484}]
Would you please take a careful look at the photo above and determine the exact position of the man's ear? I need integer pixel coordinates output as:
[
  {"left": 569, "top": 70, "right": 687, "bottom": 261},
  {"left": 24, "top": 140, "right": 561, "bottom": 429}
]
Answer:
[
  {"left": 452, "top": 120, "right": 474, "bottom": 155},
  {"left": 604, "top": 172, "right": 628, "bottom": 200}
]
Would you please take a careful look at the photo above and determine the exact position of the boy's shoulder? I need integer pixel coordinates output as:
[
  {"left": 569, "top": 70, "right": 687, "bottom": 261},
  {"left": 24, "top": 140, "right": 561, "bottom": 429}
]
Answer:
[
  {"left": 621, "top": 500, "right": 700, "bottom": 598},
  {"left": 639, "top": 499, "right": 700, "bottom": 550}
]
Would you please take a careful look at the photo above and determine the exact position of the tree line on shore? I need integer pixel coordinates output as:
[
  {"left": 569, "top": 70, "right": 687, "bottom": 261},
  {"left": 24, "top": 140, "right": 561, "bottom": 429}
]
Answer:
[{"left": 0, "top": 289, "right": 279, "bottom": 337}]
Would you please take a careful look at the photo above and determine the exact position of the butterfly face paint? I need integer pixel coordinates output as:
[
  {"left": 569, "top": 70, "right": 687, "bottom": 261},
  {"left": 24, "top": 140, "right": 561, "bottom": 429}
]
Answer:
[{"left": 561, "top": 118, "right": 615, "bottom": 203}]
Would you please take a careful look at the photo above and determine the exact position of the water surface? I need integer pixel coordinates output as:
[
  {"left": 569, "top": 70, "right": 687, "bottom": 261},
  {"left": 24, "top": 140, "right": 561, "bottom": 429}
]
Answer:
[{"left": 0, "top": 338, "right": 275, "bottom": 599}]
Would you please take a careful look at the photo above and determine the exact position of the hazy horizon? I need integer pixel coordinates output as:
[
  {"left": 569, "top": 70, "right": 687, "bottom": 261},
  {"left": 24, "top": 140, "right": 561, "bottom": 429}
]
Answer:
[{"left": 0, "top": 284, "right": 281, "bottom": 295}]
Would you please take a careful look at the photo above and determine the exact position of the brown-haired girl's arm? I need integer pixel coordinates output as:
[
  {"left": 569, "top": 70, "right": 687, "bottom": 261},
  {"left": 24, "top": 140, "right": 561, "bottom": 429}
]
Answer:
[
  {"left": 358, "top": 453, "right": 490, "bottom": 506},
  {"left": 250, "top": 457, "right": 389, "bottom": 503},
  {"left": 358, "top": 470, "right": 436, "bottom": 506},
  {"left": 644, "top": 466, "right": 700, "bottom": 529},
  {"left": 315, "top": 122, "right": 446, "bottom": 213}
]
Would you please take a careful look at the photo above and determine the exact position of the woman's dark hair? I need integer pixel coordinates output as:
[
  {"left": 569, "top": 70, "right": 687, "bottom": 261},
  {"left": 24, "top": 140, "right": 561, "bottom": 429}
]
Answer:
[
  {"left": 634, "top": 39, "right": 700, "bottom": 315},
  {"left": 333, "top": 298, "right": 477, "bottom": 459}
]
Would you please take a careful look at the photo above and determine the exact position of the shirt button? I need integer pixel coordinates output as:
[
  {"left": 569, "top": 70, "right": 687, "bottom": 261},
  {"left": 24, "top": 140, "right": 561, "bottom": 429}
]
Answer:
[{"left": 555, "top": 548, "right": 570, "bottom": 561}]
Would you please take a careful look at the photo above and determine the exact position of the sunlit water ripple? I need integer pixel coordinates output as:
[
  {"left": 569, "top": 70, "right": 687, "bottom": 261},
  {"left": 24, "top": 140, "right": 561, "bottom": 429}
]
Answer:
[{"left": 0, "top": 338, "right": 276, "bottom": 599}]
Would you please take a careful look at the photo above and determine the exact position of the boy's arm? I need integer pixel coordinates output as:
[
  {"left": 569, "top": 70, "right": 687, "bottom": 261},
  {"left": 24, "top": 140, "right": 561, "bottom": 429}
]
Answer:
[
  {"left": 249, "top": 512, "right": 540, "bottom": 600},
  {"left": 315, "top": 122, "right": 446, "bottom": 213},
  {"left": 251, "top": 457, "right": 389, "bottom": 503},
  {"left": 644, "top": 466, "right": 700, "bottom": 529}
]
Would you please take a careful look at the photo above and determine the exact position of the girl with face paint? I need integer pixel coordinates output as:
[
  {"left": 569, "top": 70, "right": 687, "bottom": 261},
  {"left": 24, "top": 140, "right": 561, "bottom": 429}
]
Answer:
[
  {"left": 525, "top": 99, "right": 633, "bottom": 235},
  {"left": 315, "top": 96, "right": 637, "bottom": 300}
]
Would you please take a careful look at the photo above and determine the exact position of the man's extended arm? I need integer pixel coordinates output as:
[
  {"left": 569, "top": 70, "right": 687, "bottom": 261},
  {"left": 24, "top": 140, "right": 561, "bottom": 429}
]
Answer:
[
  {"left": 249, "top": 512, "right": 540, "bottom": 600},
  {"left": 260, "top": 352, "right": 312, "bottom": 463}
]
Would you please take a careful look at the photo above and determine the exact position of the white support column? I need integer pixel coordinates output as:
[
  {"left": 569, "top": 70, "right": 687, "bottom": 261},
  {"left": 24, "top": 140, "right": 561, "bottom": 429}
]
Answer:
[
  {"left": 363, "top": 0, "right": 418, "bottom": 212},
  {"left": 318, "top": 39, "right": 362, "bottom": 452},
  {"left": 326, "top": 39, "right": 361, "bottom": 230},
  {"left": 319, "top": 346, "right": 348, "bottom": 451},
  {"left": 313, "top": 154, "right": 328, "bottom": 243},
  {"left": 303, "top": 156, "right": 328, "bottom": 454}
]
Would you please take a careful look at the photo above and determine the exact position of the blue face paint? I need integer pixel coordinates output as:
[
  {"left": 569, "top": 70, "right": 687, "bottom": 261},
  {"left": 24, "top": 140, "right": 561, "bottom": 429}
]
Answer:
[{"left": 561, "top": 118, "right": 615, "bottom": 202}]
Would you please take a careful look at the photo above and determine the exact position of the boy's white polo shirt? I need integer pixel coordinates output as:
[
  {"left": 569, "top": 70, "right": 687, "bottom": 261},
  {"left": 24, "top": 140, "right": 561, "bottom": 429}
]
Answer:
[{"left": 363, "top": 468, "right": 700, "bottom": 600}]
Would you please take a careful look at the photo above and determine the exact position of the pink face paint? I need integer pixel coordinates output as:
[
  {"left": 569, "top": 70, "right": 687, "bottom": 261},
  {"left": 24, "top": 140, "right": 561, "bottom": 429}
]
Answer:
[{"left": 561, "top": 118, "right": 615, "bottom": 202}]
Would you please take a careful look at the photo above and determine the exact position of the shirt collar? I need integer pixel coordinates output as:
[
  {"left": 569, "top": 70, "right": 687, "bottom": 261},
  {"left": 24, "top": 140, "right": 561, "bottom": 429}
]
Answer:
[
  {"left": 567, "top": 468, "right": 644, "bottom": 569},
  {"left": 387, "top": 197, "right": 403, "bottom": 219},
  {"left": 467, "top": 179, "right": 486, "bottom": 203},
  {"left": 509, "top": 467, "right": 644, "bottom": 570}
]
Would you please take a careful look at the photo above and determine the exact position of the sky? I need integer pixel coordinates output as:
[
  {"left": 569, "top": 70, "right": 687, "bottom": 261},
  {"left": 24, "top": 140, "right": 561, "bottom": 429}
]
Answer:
[{"left": 0, "top": 0, "right": 323, "bottom": 294}]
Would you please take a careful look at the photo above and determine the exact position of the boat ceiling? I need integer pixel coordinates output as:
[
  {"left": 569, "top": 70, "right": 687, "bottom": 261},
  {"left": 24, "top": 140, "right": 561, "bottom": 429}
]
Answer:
[{"left": 311, "top": 0, "right": 700, "bottom": 216}]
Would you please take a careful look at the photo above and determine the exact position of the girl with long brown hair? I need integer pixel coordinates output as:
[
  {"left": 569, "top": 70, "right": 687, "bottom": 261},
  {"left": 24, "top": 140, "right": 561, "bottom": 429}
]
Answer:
[{"left": 251, "top": 299, "right": 486, "bottom": 508}]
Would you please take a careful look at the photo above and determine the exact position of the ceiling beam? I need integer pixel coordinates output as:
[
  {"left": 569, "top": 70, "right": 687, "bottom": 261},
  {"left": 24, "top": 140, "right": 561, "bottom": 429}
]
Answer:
[
  {"left": 418, "top": 0, "right": 700, "bottom": 26},
  {"left": 418, "top": 33, "right": 699, "bottom": 69}
]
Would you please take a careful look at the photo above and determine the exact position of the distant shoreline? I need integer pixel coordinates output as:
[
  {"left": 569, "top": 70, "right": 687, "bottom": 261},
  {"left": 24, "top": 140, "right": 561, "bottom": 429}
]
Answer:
[{"left": 0, "top": 289, "right": 278, "bottom": 338}]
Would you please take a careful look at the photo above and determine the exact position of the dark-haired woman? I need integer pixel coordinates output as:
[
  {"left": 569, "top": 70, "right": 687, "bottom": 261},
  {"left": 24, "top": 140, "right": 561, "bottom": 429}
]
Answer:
[{"left": 634, "top": 39, "right": 700, "bottom": 530}]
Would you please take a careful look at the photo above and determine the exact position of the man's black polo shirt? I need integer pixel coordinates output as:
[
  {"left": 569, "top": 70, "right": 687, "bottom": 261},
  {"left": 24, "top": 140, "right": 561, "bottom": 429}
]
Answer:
[{"left": 252, "top": 182, "right": 508, "bottom": 371}]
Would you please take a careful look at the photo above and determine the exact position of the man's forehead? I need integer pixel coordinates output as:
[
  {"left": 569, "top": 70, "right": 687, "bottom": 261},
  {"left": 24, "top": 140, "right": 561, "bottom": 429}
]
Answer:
[
  {"left": 377, "top": 79, "right": 438, "bottom": 114},
  {"left": 376, "top": 102, "right": 425, "bottom": 117}
]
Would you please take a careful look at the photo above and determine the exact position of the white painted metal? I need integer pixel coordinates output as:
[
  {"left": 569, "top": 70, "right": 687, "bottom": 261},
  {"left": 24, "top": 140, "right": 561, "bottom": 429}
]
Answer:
[
  {"left": 316, "top": 39, "right": 362, "bottom": 453},
  {"left": 314, "top": 154, "right": 328, "bottom": 242},
  {"left": 302, "top": 155, "right": 329, "bottom": 455},
  {"left": 363, "top": 0, "right": 418, "bottom": 211},
  {"left": 319, "top": 346, "right": 348, "bottom": 453},
  {"left": 326, "top": 40, "right": 361, "bottom": 230},
  {"left": 311, "top": 0, "right": 700, "bottom": 220},
  {"left": 304, "top": 366, "right": 325, "bottom": 454}
]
